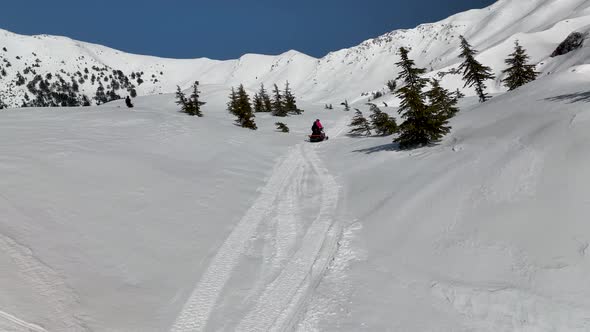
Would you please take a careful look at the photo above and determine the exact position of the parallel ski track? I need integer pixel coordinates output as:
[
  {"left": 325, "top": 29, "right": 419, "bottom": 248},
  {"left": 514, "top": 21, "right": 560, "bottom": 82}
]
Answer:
[
  {"left": 171, "top": 119, "right": 346, "bottom": 332},
  {"left": 0, "top": 310, "right": 48, "bottom": 332},
  {"left": 171, "top": 146, "right": 307, "bottom": 331},
  {"left": 236, "top": 144, "right": 340, "bottom": 332},
  {"left": 171, "top": 144, "right": 341, "bottom": 332}
]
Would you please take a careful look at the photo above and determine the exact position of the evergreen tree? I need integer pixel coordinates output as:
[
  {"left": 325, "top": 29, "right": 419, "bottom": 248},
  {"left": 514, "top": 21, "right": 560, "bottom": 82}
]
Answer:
[
  {"left": 186, "top": 81, "right": 205, "bottom": 117},
  {"left": 253, "top": 83, "right": 270, "bottom": 112},
  {"left": 502, "top": 41, "right": 539, "bottom": 91},
  {"left": 253, "top": 91, "right": 264, "bottom": 112},
  {"left": 348, "top": 109, "right": 372, "bottom": 136},
  {"left": 342, "top": 99, "right": 351, "bottom": 111},
  {"left": 231, "top": 84, "right": 257, "bottom": 130},
  {"left": 94, "top": 83, "right": 107, "bottom": 105},
  {"left": 394, "top": 47, "right": 448, "bottom": 149},
  {"left": 458, "top": 36, "right": 495, "bottom": 103},
  {"left": 426, "top": 78, "right": 460, "bottom": 119},
  {"left": 371, "top": 91, "right": 383, "bottom": 100},
  {"left": 81, "top": 95, "right": 91, "bottom": 107},
  {"left": 107, "top": 88, "right": 121, "bottom": 103},
  {"left": 368, "top": 103, "right": 397, "bottom": 136},
  {"left": 16, "top": 72, "right": 26, "bottom": 86},
  {"left": 261, "top": 84, "right": 272, "bottom": 112},
  {"left": 283, "top": 81, "right": 302, "bottom": 115},
  {"left": 237, "top": 85, "right": 257, "bottom": 129},
  {"left": 271, "top": 84, "right": 287, "bottom": 116},
  {"left": 227, "top": 87, "right": 238, "bottom": 117},
  {"left": 275, "top": 122, "right": 289, "bottom": 133},
  {"left": 386, "top": 80, "right": 397, "bottom": 93},
  {"left": 175, "top": 85, "right": 189, "bottom": 114},
  {"left": 454, "top": 88, "right": 465, "bottom": 100}
]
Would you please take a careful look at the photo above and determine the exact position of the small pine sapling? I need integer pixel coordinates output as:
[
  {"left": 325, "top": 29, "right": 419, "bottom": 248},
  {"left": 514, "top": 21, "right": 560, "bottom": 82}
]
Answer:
[
  {"left": 386, "top": 79, "right": 397, "bottom": 93},
  {"left": 502, "top": 41, "right": 539, "bottom": 91},
  {"left": 368, "top": 103, "right": 397, "bottom": 136},
  {"left": 341, "top": 99, "right": 351, "bottom": 111},
  {"left": 348, "top": 109, "right": 372, "bottom": 136},
  {"left": 275, "top": 122, "right": 290, "bottom": 133}
]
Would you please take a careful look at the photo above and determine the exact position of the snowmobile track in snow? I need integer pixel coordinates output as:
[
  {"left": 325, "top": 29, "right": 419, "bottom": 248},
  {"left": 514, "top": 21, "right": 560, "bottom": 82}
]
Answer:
[
  {"left": 0, "top": 310, "right": 48, "bottom": 332},
  {"left": 0, "top": 232, "right": 86, "bottom": 331},
  {"left": 171, "top": 142, "right": 341, "bottom": 332}
]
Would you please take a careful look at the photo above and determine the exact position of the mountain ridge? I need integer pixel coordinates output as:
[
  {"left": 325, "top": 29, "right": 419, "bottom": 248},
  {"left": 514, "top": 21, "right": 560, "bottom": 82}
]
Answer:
[{"left": 0, "top": 0, "right": 589, "bottom": 108}]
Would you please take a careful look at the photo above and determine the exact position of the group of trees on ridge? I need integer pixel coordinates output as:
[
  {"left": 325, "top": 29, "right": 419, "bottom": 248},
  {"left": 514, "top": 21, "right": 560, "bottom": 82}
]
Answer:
[
  {"left": 227, "top": 81, "right": 303, "bottom": 130},
  {"left": 349, "top": 103, "right": 398, "bottom": 136},
  {"left": 0, "top": 35, "right": 541, "bottom": 152},
  {"left": 251, "top": 82, "right": 303, "bottom": 116},
  {"left": 175, "top": 81, "right": 205, "bottom": 117},
  {"left": 348, "top": 36, "right": 538, "bottom": 149},
  {"left": 0, "top": 48, "right": 160, "bottom": 108},
  {"left": 456, "top": 37, "right": 537, "bottom": 102},
  {"left": 171, "top": 36, "right": 539, "bottom": 150},
  {"left": 227, "top": 84, "right": 257, "bottom": 130},
  {"left": 174, "top": 81, "right": 304, "bottom": 132}
]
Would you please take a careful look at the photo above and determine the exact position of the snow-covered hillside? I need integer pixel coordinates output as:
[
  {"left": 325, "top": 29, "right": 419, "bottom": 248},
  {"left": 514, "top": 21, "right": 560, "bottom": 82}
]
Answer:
[
  {"left": 4, "top": 0, "right": 590, "bottom": 331},
  {"left": 300, "top": 64, "right": 590, "bottom": 331},
  {"left": 3, "top": 61, "right": 590, "bottom": 331},
  {"left": 2, "top": 0, "right": 590, "bottom": 108}
]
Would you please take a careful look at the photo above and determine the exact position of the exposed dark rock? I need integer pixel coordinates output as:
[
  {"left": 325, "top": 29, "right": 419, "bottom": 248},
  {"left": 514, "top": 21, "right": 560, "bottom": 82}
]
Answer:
[{"left": 551, "top": 32, "right": 587, "bottom": 57}]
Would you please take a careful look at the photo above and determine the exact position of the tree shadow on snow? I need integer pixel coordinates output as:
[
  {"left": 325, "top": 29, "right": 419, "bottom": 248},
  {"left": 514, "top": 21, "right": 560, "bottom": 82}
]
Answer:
[
  {"left": 353, "top": 142, "right": 401, "bottom": 154},
  {"left": 545, "top": 91, "right": 590, "bottom": 104}
]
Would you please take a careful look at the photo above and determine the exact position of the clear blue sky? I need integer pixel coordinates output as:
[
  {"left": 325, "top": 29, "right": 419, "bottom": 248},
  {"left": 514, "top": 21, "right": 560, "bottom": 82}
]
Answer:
[{"left": 2, "top": 0, "right": 496, "bottom": 60}]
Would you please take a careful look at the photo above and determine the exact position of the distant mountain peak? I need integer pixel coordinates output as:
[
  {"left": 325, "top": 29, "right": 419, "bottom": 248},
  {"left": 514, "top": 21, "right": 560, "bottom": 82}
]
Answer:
[{"left": 1, "top": 0, "right": 590, "bottom": 108}]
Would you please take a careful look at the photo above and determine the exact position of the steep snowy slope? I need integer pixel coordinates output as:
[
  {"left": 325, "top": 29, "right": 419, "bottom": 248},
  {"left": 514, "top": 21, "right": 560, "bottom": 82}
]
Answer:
[
  {"left": 4, "top": 0, "right": 590, "bottom": 331},
  {"left": 300, "top": 68, "right": 590, "bottom": 331},
  {"left": 0, "top": 88, "right": 349, "bottom": 331},
  {"left": 3, "top": 0, "right": 590, "bottom": 108},
  {"left": 3, "top": 56, "right": 590, "bottom": 331}
]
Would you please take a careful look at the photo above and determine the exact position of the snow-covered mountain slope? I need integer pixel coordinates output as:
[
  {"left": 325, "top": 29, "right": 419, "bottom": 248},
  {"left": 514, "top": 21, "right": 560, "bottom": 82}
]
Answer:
[
  {"left": 2, "top": 0, "right": 590, "bottom": 108},
  {"left": 0, "top": 29, "right": 317, "bottom": 108},
  {"left": 0, "top": 84, "right": 351, "bottom": 331},
  {"left": 300, "top": 65, "right": 590, "bottom": 331},
  {"left": 2, "top": 60, "right": 590, "bottom": 331},
  {"left": 5, "top": 0, "right": 590, "bottom": 331}
]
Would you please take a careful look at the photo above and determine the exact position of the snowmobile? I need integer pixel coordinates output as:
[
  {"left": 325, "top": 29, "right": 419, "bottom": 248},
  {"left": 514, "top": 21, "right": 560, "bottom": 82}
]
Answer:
[{"left": 309, "top": 131, "right": 328, "bottom": 142}]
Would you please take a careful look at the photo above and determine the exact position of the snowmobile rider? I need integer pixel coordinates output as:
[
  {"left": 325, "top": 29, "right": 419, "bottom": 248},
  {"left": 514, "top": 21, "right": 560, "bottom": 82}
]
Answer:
[
  {"left": 125, "top": 96, "right": 134, "bottom": 108},
  {"left": 311, "top": 119, "right": 324, "bottom": 135}
]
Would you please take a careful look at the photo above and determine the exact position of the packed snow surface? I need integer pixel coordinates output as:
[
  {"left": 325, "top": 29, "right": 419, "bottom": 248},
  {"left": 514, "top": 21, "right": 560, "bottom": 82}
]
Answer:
[{"left": 3, "top": 0, "right": 590, "bottom": 331}]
